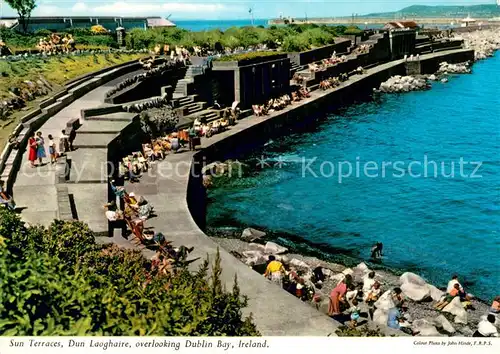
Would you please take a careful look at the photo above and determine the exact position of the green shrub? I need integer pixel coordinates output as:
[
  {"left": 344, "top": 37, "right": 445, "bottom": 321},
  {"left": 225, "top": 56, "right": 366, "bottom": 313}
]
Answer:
[
  {"left": 34, "top": 29, "right": 53, "bottom": 37},
  {"left": 0, "top": 208, "right": 259, "bottom": 336},
  {"left": 344, "top": 26, "right": 364, "bottom": 35},
  {"left": 281, "top": 35, "right": 311, "bottom": 52},
  {"left": 335, "top": 326, "right": 386, "bottom": 337}
]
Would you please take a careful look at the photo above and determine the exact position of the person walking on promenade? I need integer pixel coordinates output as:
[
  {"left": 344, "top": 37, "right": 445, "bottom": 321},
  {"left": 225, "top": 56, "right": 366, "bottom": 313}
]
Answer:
[
  {"left": 47, "top": 134, "right": 57, "bottom": 164},
  {"left": 68, "top": 128, "right": 76, "bottom": 151},
  {"left": 188, "top": 125, "right": 197, "bottom": 151},
  {"left": 35, "top": 131, "right": 46, "bottom": 165},
  {"left": 59, "top": 130, "right": 70, "bottom": 153},
  {"left": 27, "top": 133, "right": 38, "bottom": 167}
]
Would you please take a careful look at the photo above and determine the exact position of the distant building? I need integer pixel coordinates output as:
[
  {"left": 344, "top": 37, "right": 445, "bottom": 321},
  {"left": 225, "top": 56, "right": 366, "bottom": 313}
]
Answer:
[
  {"left": 460, "top": 16, "right": 476, "bottom": 28},
  {"left": 0, "top": 16, "right": 175, "bottom": 32},
  {"left": 383, "top": 21, "right": 420, "bottom": 30}
]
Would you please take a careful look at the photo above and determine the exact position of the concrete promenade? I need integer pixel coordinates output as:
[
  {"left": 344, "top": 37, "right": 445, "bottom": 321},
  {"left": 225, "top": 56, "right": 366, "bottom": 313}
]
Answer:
[
  {"left": 13, "top": 69, "right": 143, "bottom": 227},
  {"left": 119, "top": 58, "right": 413, "bottom": 335},
  {"left": 10, "top": 48, "right": 473, "bottom": 335}
]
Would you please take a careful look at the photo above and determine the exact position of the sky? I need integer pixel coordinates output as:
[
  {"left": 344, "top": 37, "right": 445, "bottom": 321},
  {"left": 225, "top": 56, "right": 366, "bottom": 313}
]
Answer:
[{"left": 0, "top": 0, "right": 496, "bottom": 20}]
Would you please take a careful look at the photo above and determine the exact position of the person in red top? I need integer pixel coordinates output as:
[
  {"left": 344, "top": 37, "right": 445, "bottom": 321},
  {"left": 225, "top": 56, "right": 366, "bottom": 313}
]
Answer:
[
  {"left": 435, "top": 283, "right": 460, "bottom": 310},
  {"left": 27, "top": 133, "right": 37, "bottom": 167}
]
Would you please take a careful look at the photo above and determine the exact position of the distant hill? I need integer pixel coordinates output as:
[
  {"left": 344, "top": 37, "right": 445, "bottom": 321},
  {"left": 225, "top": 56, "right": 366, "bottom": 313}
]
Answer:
[{"left": 362, "top": 4, "right": 500, "bottom": 18}]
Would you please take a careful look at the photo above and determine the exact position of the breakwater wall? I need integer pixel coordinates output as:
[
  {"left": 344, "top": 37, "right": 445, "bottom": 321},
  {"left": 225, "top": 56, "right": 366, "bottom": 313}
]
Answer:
[
  {"left": 0, "top": 59, "right": 146, "bottom": 195},
  {"left": 287, "top": 40, "right": 352, "bottom": 67},
  {"left": 179, "top": 49, "right": 476, "bottom": 334}
]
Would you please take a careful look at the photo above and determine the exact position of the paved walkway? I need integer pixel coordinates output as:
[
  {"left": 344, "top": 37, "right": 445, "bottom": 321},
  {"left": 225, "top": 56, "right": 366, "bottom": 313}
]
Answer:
[
  {"left": 112, "top": 60, "right": 414, "bottom": 335},
  {"left": 13, "top": 70, "right": 143, "bottom": 227},
  {"left": 11, "top": 48, "right": 473, "bottom": 335}
]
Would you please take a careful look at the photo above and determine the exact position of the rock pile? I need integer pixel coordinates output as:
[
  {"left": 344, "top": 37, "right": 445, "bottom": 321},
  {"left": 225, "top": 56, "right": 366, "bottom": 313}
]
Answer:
[
  {"left": 378, "top": 75, "right": 429, "bottom": 93},
  {"left": 437, "top": 62, "right": 471, "bottom": 74},
  {"left": 1, "top": 79, "right": 52, "bottom": 120},
  {"left": 209, "top": 234, "right": 494, "bottom": 337},
  {"left": 454, "top": 29, "right": 500, "bottom": 60}
]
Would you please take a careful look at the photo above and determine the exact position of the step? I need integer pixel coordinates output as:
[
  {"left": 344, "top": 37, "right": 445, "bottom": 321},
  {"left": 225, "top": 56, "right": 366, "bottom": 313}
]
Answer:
[
  {"left": 187, "top": 107, "right": 203, "bottom": 114},
  {"left": 56, "top": 185, "right": 74, "bottom": 221},
  {"left": 84, "top": 112, "right": 135, "bottom": 122},
  {"left": 77, "top": 120, "right": 130, "bottom": 134},
  {"left": 67, "top": 148, "right": 109, "bottom": 184},
  {"left": 73, "top": 133, "right": 118, "bottom": 149},
  {"left": 41, "top": 101, "right": 65, "bottom": 116},
  {"left": 67, "top": 183, "right": 108, "bottom": 235}
]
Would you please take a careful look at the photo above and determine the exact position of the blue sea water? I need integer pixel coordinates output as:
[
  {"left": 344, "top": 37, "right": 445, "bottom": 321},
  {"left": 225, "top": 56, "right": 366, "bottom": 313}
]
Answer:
[
  {"left": 174, "top": 19, "right": 269, "bottom": 31},
  {"left": 207, "top": 53, "right": 500, "bottom": 300},
  {"left": 174, "top": 19, "right": 456, "bottom": 32}
]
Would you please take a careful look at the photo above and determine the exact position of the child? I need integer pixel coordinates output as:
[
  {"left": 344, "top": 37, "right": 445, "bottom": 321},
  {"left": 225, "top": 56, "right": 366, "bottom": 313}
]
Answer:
[
  {"left": 435, "top": 283, "right": 460, "bottom": 310},
  {"left": 348, "top": 299, "right": 361, "bottom": 328},
  {"left": 48, "top": 134, "right": 57, "bottom": 164}
]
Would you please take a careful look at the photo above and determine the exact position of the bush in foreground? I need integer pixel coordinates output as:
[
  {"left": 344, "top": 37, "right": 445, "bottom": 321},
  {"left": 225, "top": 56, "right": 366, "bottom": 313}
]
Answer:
[{"left": 0, "top": 208, "right": 259, "bottom": 336}]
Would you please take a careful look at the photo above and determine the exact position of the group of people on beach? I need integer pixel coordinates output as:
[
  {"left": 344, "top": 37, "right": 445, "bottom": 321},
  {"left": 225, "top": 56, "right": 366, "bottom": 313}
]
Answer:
[
  {"left": 27, "top": 130, "right": 75, "bottom": 167},
  {"left": 260, "top": 246, "right": 499, "bottom": 337}
]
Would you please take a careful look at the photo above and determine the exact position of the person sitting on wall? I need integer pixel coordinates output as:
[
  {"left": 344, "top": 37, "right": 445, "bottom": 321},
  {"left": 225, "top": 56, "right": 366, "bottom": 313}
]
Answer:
[
  {"left": 291, "top": 91, "right": 301, "bottom": 102},
  {"left": 220, "top": 116, "right": 229, "bottom": 129},
  {"left": 170, "top": 132, "right": 180, "bottom": 153},
  {"left": 152, "top": 141, "right": 165, "bottom": 160},
  {"left": 104, "top": 201, "right": 126, "bottom": 237},
  {"left": 0, "top": 180, "right": 16, "bottom": 211}
]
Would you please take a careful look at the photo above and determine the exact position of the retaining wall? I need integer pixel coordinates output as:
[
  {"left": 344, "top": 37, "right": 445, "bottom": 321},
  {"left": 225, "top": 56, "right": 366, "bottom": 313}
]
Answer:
[
  {"left": 287, "top": 40, "right": 352, "bottom": 67},
  {"left": 0, "top": 58, "right": 145, "bottom": 194}
]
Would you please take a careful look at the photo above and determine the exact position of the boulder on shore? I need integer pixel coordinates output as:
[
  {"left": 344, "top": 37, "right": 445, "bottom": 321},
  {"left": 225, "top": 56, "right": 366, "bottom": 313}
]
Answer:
[
  {"left": 412, "top": 319, "right": 441, "bottom": 336},
  {"left": 290, "top": 258, "right": 310, "bottom": 270},
  {"left": 373, "top": 308, "right": 389, "bottom": 326},
  {"left": 374, "top": 290, "right": 396, "bottom": 311},
  {"left": 241, "top": 228, "right": 266, "bottom": 242},
  {"left": 401, "top": 282, "right": 431, "bottom": 302},
  {"left": 442, "top": 297, "right": 468, "bottom": 324},
  {"left": 264, "top": 241, "right": 288, "bottom": 255},
  {"left": 400, "top": 272, "right": 427, "bottom": 286},
  {"left": 241, "top": 250, "right": 267, "bottom": 266},
  {"left": 428, "top": 284, "right": 445, "bottom": 301},
  {"left": 433, "top": 315, "right": 456, "bottom": 334}
]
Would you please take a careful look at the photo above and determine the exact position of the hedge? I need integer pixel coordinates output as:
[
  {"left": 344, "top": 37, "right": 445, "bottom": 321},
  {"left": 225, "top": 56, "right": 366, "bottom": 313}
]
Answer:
[{"left": 0, "top": 208, "right": 259, "bottom": 336}]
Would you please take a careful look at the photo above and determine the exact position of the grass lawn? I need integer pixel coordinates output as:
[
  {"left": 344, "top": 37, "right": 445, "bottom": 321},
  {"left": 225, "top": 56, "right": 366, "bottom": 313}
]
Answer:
[{"left": 0, "top": 52, "right": 145, "bottom": 147}]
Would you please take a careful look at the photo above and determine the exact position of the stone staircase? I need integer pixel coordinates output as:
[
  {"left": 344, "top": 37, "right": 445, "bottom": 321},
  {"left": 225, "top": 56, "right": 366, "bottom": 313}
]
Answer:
[
  {"left": 62, "top": 111, "right": 139, "bottom": 234},
  {"left": 172, "top": 65, "right": 204, "bottom": 98}
]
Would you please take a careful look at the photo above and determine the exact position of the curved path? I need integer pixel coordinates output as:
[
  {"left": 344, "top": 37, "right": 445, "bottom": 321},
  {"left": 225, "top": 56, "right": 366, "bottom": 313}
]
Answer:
[
  {"left": 13, "top": 69, "right": 144, "bottom": 228},
  {"left": 11, "top": 49, "right": 473, "bottom": 335}
]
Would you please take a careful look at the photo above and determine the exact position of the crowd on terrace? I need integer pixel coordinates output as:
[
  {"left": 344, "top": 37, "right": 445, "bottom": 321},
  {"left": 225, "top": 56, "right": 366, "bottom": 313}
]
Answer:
[
  {"left": 36, "top": 33, "right": 76, "bottom": 54},
  {"left": 308, "top": 52, "right": 349, "bottom": 73},
  {"left": 251, "top": 88, "right": 311, "bottom": 116}
]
